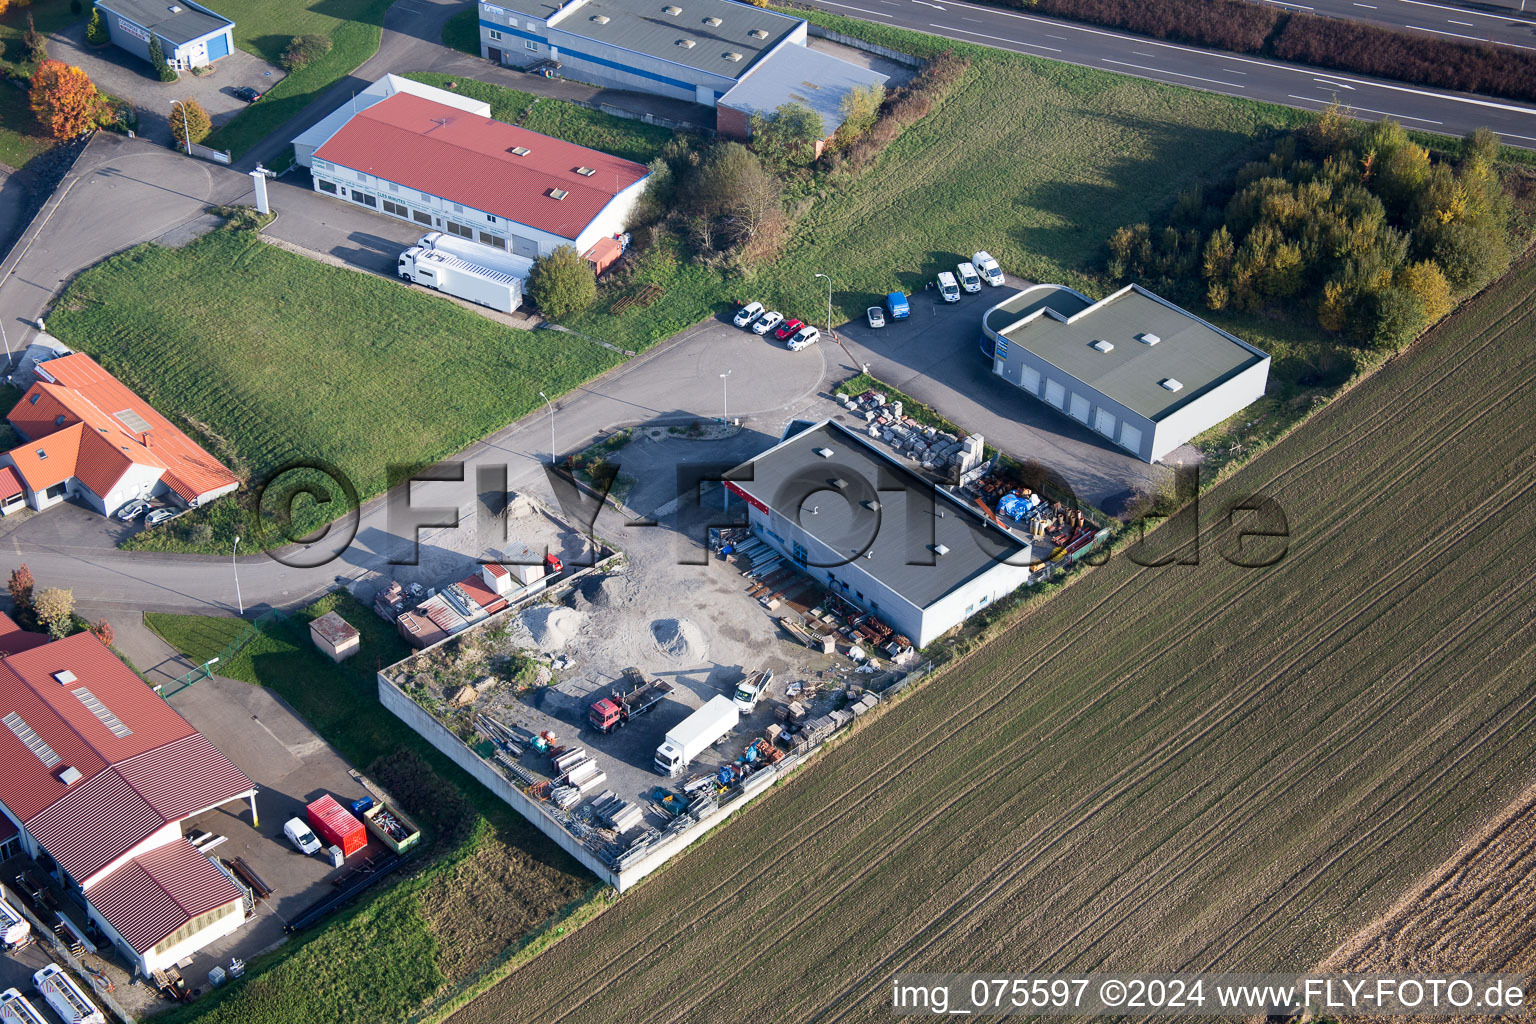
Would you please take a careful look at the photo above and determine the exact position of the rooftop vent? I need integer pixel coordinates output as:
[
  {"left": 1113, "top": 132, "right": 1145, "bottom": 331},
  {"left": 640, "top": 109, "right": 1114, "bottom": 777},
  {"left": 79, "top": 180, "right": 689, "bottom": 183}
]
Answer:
[
  {"left": 168, "top": 4, "right": 181, "bottom": 11},
  {"left": 703, "top": 15, "right": 721, "bottom": 25},
  {"left": 863, "top": 499, "right": 881, "bottom": 511},
  {"left": 663, "top": 4, "right": 681, "bottom": 13},
  {"left": 52, "top": 670, "right": 77, "bottom": 686},
  {"left": 1160, "top": 378, "right": 1183, "bottom": 392},
  {"left": 748, "top": 27, "right": 768, "bottom": 38},
  {"left": 676, "top": 38, "right": 695, "bottom": 47},
  {"left": 575, "top": 166, "right": 596, "bottom": 176},
  {"left": 590, "top": 13, "right": 609, "bottom": 22},
  {"left": 932, "top": 543, "right": 950, "bottom": 557},
  {"left": 814, "top": 447, "right": 834, "bottom": 458},
  {"left": 830, "top": 478, "right": 848, "bottom": 489},
  {"left": 550, "top": 188, "right": 569, "bottom": 200},
  {"left": 35, "top": 450, "right": 46, "bottom": 460},
  {"left": 509, "top": 145, "right": 531, "bottom": 156},
  {"left": 1139, "top": 332, "right": 1161, "bottom": 345},
  {"left": 1090, "top": 339, "right": 1114, "bottom": 353},
  {"left": 58, "top": 766, "right": 81, "bottom": 786},
  {"left": 723, "top": 50, "right": 742, "bottom": 61}
]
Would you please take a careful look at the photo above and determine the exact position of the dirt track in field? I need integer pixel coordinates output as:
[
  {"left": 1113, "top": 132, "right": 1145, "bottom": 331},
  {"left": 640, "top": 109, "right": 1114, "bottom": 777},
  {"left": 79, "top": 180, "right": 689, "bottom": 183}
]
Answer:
[{"left": 447, "top": 253, "right": 1536, "bottom": 1024}]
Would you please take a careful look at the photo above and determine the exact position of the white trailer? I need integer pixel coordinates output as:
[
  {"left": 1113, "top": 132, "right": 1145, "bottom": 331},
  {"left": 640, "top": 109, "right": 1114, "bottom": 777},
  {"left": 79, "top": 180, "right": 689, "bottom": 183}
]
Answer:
[
  {"left": 655, "top": 695, "right": 739, "bottom": 776},
  {"left": 418, "top": 232, "right": 534, "bottom": 279},
  {"left": 32, "top": 966, "right": 103, "bottom": 1024},
  {"left": 0, "top": 989, "right": 49, "bottom": 1024},
  {"left": 398, "top": 246, "right": 525, "bottom": 313},
  {"left": 0, "top": 898, "right": 30, "bottom": 947}
]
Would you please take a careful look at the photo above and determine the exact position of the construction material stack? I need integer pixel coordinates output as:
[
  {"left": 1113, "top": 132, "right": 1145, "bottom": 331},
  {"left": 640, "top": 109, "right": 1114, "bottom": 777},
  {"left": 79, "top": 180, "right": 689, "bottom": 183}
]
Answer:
[{"left": 306, "top": 796, "right": 367, "bottom": 859}]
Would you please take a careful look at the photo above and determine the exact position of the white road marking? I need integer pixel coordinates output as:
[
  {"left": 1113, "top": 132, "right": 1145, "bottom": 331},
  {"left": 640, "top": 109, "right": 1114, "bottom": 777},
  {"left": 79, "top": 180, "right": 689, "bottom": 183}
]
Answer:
[
  {"left": 1447, "top": 18, "right": 1475, "bottom": 25},
  {"left": 1353, "top": 2, "right": 1377, "bottom": 7},
  {"left": 911, "top": 0, "right": 945, "bottom": 9},
  {"left": 1102, "top": 58, "right": 1245, "bottom": 87},
  {"left": 1394, "top": 0, "right": 1536, "bottom": 27},
  {"left": 1314, "top": 76, "right": 1356, "bottom": 89},
  {"left": 813, "top": 0, "right": 896, "bottom": 17},
  {"left": 934, "top": 24, "right": 1062, "bottom": 49},
  {"left": 1286, "top": 94, "right": 1443, "bottom": 123},
  {"left": 1258, "top": 0, "right": 1313, "bottom": 8},
  {"left": 961, "top": 15, "right": 982, "bottom": 21},
  {"left": 1491, "top": 129, "right": 1536, "bottom": 142},
  {"left": 1408, "top": 23, "right": 1489, "bottom": 41}
]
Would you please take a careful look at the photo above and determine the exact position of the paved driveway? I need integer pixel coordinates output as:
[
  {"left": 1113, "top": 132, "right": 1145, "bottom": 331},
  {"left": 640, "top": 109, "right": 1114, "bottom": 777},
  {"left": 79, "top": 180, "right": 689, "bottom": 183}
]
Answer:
[{"left": 49, "top": 23, "right": 287, "bottom": 148}]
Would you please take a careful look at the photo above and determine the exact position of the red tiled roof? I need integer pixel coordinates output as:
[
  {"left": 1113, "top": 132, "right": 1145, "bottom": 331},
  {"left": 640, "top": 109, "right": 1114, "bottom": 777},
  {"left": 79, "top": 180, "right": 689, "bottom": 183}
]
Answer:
[
  {"left": 0, "top": 633, "right": 254, "bottom": 884},
  {"left": 458, "top": 574, "right": 507, "bottom": 614},
  {"left": 0, "top": 613, "right": 49, "bottom": 657},
  {"left": 87, "top": 839, "right": 242, "bottom": 953},
  {"left": 7, "top": 354, "right": 237, "bottom": 503},
  {"left": 0, "top": 467, "right": 23, "bottom": 502},
  {"left": 483, "top": 562, "right": 508, "bottom": 578},
  {"left": 314, "top": 92, "right": 648, "bottom": 240},
  {"left": 7, "top": 422, "right": 84, "bottom": 491}
]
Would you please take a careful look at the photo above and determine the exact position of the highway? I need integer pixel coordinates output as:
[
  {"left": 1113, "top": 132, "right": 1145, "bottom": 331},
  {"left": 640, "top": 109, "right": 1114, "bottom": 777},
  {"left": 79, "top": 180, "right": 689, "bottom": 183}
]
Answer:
[
  {"left": 802, "top": 0, "right": 1536, "bottom": 148},
  {"left": 1261, "top": 0, "right": 1536, "bottom": 52}
]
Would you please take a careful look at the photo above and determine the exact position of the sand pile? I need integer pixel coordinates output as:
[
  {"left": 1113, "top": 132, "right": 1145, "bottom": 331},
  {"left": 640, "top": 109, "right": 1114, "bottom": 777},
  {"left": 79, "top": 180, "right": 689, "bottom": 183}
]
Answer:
[
  {"left": 651, "top": 618, "right": 707, "bottom": 661},
  {"left": 524, "top": 606, "right": 584, "bottom": 651},
  {"left": 590, "top": 574, "right": 631, "bottom": 609}
]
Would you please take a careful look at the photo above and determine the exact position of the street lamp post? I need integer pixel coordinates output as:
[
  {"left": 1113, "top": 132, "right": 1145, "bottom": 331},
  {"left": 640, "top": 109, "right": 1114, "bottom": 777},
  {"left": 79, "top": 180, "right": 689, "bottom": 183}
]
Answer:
[
  {"left": 170, "top": 100, "right": 192, "bottom": 156},
  {"left": 719, "top": 370, "right": 732, "bottom": 424},
  {"left": 232, "top": 536, "right": 244, "bottom": 615},
  {"left": 814, "top": 272, "right": 832, "bottom": 336},
  {"left": 538, "top": 390, "right": 556, "bottom": 464}
]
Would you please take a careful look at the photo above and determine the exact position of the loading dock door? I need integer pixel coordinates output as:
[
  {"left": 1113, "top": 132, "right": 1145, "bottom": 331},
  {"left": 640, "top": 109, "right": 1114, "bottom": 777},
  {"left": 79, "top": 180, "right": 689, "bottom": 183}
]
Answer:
[
  {"left": 1069, "top": 393, "right": 1090, "bottom": 423},
  {"left": 1093, "top": 408, "right": 1116, "bottom": 437},
  {"left": 1020, "top": 366, "right": 1040, "bottom": 395},
  {"left": 1119, "top": 423, "right": 1143, "bottom": 453},
  {"left": 207, "top": 32, "right": 229, "bottom": 59},
  {"left": 1043, "top": 379, "right": 1065, "bottom": 409}
]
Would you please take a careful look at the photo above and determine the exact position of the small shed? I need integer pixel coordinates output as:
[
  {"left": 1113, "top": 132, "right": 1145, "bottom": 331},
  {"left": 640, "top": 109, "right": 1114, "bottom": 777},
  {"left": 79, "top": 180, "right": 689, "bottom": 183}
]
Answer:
[
  {"left": 309, "top": 611, "right": 360, "bottom": 663},
  {"left": 582, "top": 237, "right": 622, "bottom": 276}
]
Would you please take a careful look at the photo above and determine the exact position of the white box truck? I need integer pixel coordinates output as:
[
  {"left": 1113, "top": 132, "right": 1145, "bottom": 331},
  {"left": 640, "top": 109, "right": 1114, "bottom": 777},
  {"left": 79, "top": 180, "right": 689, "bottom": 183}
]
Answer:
[
  {"left": 398, "top": 246, "right": 525, "bottom": 313},
  {"left": 32, "top": 966, "right": 103, "bottom": 1024},
  {"left": 655, "top": 695, "right": 739, "bottom": 776},
  {"left": 0, "top": 898, "right": 30, "bottom": 947},
  {"left": 0, "top": 989, "right": 49, "bottom": 1024}
]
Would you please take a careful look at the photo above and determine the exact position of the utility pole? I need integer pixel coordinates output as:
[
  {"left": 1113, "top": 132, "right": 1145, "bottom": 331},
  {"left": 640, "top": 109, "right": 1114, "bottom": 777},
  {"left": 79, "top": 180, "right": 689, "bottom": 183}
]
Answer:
[
  {"left": 232, "top": 536, "right": 244, "bottom": 615},
  {"left": 170, "top": 100, "right": 192, "bottom": 156},
  {"left": 719, "top": 369, "right": 732, "bottom": 424},
  {"left": 814, "top": 272, "right": 833, "bottom": 337},
  {"left": 538, "top": 391, "right": 556, "bottom": 464}
]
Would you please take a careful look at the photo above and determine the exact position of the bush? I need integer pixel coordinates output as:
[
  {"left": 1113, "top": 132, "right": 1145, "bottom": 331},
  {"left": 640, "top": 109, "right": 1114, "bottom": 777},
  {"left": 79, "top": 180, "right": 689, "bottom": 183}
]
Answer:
[
  {"left": 281, "top": 33, "right": 333, "bottom": 71},
  {"left": 23, "top": 13, "right": 48, "bottom": 65},
  {"left": 1358, "top": 287, "right": 1428, "bottom": 350},
  {"left": 85, "top": 8, "right": 108, "bottom": 46},
  {"left": 1431, "top": 219, "right": 1510, "bottom": 291},
  {"left": 30, "top": 59, "right": 107, "bottom": 139},
  {"left": 147, "top": 34, "right": 176, "bottom": 82},
  {"left": 527, "top": 244, "right": 597, "bottom": 320},
  {"left": 1004, "top": 0, "right": 1279, "bottom": 52},
  {"left": 169, "top": 97, "right": 211, "bottom": 148},
  {"left": 749, "top": 101, "right": 823, "bottom": 170},
  {"left": 34, "top": 587, "right": 75, "bottom": 639}
]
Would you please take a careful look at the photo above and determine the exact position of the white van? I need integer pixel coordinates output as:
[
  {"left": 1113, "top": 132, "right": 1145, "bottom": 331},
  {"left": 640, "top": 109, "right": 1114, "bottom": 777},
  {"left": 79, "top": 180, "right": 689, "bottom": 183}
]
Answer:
[
  {"left": 937, "top": 271, "right": 961, "bottom": 303},
  {"left": 956, "top": 262, "right": 982, "bottom": 293}
]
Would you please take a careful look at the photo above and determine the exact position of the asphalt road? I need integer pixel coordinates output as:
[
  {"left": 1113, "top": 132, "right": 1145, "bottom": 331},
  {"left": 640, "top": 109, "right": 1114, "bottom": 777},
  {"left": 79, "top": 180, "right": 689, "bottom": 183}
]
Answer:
[
  {"left": 1266, "top": 0, "right": 1536, "bottom": 51},
  {"left": 802, "top": 0, "right": 1536, "bottom": 148}
]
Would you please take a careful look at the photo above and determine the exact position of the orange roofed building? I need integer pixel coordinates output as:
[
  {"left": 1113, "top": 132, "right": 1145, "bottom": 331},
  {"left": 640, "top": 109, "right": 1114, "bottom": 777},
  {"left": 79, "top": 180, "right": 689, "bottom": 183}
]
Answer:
[{"left": 0, "top": 353, "right": 239, "bottom": 518}]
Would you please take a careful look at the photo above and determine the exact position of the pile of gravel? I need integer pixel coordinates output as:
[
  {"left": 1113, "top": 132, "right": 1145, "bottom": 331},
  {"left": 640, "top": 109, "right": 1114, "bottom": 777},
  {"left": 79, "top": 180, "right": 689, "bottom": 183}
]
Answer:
[
  {"left": 524, "top": 606, "right": 583, "bottom": 651},
  {"left": 651, "top": 617, "right": 707, "bottom": 662}
]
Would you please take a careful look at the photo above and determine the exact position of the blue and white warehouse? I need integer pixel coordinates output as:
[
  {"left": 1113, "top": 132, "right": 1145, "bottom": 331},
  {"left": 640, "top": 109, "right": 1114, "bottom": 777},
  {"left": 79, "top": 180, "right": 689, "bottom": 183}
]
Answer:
[{"left": 94, "top": 0, "right": 234, "bottom": 70}]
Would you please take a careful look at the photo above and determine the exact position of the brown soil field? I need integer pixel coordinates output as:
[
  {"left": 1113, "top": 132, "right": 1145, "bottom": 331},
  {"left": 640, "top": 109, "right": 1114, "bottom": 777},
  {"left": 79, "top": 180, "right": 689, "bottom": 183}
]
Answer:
[{"left": 446, "top": 251, "right": 1536, "bottom": 1024}]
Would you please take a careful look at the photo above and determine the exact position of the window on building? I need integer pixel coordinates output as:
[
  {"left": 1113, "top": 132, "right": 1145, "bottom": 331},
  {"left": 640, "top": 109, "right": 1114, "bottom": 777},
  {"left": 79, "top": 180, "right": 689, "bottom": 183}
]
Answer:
[
  {"left": 419, "top": 191, "right": 433, "bottom": 202},
  {"left": 489, "top": 28, "right": 502, "bottom": 40},
  {"left": 317, "top": 179, "right": 337, "bottom": 194},
  {"left": 382, "top": 199, "right": 410, "bottom": 218},
  {"left": 452, "top": 203, "right": 463, "bottom": 213},
  {"left": 446, "top": 221, "right": 474, "bottom": 238},
  {"left": 386, "top": 182, "right": 399, "bottom": 193},
  {"left": 413, "top": 210, "right": 433, "bottom": 225},
  {"left": 44, "top": 484, "right": 66, "bottom": 499},
  {"left": 28, "top": 394, "right": 38, "bottom": 405},
  {"left": 352, "top": 191, "right": 377, "bottom": 208},
  {"left": 486, "top": 214, "right": 498, "bottom": 223},
  {"left": 525, "top": 40, "right": 538, "bottom": 51},
  {"left": 479, "top": 232, "right": 506, "bottom": 249}
]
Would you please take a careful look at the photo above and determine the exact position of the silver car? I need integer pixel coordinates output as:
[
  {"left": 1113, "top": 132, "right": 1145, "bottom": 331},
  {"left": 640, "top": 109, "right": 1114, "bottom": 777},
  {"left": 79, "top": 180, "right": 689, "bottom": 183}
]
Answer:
[
  {"left": 867, "top": 307, "right": 886, "bottom": 328},
  {"left": 146, "top": 507, "right": 183, "bottom": 526},
  {"left": 116, "top": 500, "right": 149, "bottom": 522}
]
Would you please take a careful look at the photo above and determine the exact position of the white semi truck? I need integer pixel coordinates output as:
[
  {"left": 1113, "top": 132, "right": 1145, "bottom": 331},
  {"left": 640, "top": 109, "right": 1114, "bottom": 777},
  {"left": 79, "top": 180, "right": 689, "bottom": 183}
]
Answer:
[
  {"left": 397, "top": 233, "right": 533, "bottom": 313},
  {"left": 0, "top": 989, "right": 49, "bottom": 1024},
  {"left": 655, "top": 695, "right": 739, "bottom": 776},
  {"left": 32, "top": 966, "right": 103, "bottom": 1024}
]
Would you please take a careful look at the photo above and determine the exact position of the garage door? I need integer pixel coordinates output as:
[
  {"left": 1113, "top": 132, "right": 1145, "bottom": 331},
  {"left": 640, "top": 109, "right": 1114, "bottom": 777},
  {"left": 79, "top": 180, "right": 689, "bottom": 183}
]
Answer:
[
  {"left": 511, "top": 235, "right": 539, "bottom": 258},
  {"left": 1020, "top": 366, "right": 1041, "bottom": 395},
  {"left": 207, "top": 32, "right": 229, "bottom": 59},
  {"left": 1043, "top": 379, "right": 1065, "bottom": 409},
  {"left": 1119, "top": 423, "right": 1143, "bottom": 454},
  {"left": 1094, "top": 408, "right": 1116, "bottom": 437},
  {"left": 1069, "top": 393, "right": 1090, "bottom": 423}
]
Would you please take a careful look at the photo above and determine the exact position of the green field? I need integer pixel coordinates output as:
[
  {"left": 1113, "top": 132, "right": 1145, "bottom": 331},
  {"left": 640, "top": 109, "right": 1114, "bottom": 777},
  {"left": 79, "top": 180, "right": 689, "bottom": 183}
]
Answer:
[
  {"left": 444, "top": 247, "right": 1536, "bottom": 1023},
  {"left": 146, "top": 596, "right": 595, "bottom": 1024},
  {"left": 202, "top": 0, "right": 393, "bottom": 157},
  {"left": 403, "top": 73, "right": 676, "bottom": 165},
  {"left": 45, "top": 223, "right": 620, "bottom": 550}
]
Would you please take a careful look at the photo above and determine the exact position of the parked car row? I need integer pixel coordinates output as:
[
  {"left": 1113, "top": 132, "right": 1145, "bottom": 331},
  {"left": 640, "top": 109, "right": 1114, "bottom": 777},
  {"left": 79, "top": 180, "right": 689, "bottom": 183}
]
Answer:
[
  {"left": 115, "top": 500, "right": 185, "bottom": 526},
  {"left": 732, "top": 303, "right": 822, "bottom": 351},
  {"left": 938, "top": 252, "right": 1005, "bottom": 303}
]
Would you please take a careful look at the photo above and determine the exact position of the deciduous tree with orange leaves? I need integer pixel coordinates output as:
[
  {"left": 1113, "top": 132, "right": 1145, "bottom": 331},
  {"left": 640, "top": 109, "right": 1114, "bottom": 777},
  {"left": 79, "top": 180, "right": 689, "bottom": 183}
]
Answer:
[{"left": 29, "top": 59, "right": 106, "bottom": 140}]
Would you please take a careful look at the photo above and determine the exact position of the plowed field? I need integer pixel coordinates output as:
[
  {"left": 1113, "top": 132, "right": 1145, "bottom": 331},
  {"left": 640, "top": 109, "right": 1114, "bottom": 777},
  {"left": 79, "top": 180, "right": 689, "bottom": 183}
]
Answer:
[{"left": 447, "top": 253, "right": 1536, "bottom": 1022}]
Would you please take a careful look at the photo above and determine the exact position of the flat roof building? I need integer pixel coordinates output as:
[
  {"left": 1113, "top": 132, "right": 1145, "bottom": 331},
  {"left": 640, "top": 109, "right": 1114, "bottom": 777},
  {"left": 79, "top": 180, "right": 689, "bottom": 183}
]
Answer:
[
  {"left": 94, "top": 0, "right": 234, "bottom": 71},
  {"left": 477, "top": 0, "right": 806, "bottom": 107},
  {"left": 293, "top": 75, "right": 649, "bottom": 261},
  {"left": 0, "top": 630, "right": 257, "bottom": 976},
  {"left": 983, "top": 283, "right": 1270, "bottom": 462},
  {"left": 725, "top": 420, "right": 1038, "bottom": 649},
  {"left": 715, "top": 43, "right": 888, "bottom": 153}
]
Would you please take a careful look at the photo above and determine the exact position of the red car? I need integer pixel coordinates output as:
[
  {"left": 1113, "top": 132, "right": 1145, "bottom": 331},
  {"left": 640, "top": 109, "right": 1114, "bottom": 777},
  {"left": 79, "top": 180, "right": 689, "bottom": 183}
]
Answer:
[{"left": 774, "top": 318, "right": 804, "bottom": 342}]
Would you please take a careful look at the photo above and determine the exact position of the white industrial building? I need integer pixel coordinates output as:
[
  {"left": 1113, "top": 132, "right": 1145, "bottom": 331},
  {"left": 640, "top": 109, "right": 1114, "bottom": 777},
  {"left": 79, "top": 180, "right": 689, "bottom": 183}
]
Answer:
[
  {"left": 292, "top": 75, "right": 649, "bottom": 260},
  {"left": 724, "top": 421, "right": 1037, "bottom": 649},
  {"left": 982, "top": 283, "right": 1271, "bottom": 462}
]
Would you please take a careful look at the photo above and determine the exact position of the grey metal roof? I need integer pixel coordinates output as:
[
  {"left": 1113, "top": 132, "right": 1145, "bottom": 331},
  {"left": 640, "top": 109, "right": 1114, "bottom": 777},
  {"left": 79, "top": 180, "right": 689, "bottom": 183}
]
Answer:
[
  {"left": 727, "top": 421, "right": 1028, "bottom": 610},
  {"left": 994, "top": 284, "right": 1267, "bottom": 421},
  {"left": 718, "top": 43, "right": 888, "bottom": 135},
  {"left": 486, "top": 0, "right": 802, "bottom": 79},
  {"left": 983, "top": 283, "right": 1092, "bottom": 337},
  {"left": 97, "top": 0, "right": 231, "bottom": 45}
]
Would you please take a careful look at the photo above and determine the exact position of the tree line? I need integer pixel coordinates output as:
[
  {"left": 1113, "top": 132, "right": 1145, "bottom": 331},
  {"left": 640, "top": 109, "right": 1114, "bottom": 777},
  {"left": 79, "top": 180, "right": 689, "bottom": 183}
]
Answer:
[
  {"left": 1002, "top": 0, "right": 1536, "bottom": 104},
  {"left": 1107, "top": 111, "right": 1514, "bottom": 350}
]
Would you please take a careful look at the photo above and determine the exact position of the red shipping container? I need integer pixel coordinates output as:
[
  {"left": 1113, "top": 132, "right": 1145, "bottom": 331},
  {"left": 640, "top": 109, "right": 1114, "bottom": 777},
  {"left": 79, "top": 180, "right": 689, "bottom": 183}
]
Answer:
[{"left": 306, "top": 795, "right": 366, "bottom": 857}]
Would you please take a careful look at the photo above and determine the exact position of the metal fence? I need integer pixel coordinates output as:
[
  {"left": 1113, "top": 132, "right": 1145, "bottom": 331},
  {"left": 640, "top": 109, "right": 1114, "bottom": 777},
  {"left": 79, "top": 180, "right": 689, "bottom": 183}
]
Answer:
[{"left": 159, "top": 610, "right": 284, "bottom": 698}]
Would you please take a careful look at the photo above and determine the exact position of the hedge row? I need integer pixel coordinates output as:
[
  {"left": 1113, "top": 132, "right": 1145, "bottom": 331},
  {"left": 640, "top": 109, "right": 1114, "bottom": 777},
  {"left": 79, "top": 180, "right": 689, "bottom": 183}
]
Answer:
[{"left": 992, "top": 0, "right": 1536, "bottom": 105}]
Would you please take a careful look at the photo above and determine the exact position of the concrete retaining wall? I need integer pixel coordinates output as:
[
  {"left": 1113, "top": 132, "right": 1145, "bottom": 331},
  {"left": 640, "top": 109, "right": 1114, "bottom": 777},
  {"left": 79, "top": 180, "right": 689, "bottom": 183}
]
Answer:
[{"left": 808, "top": 26, "right": 924, "bottom": 67}]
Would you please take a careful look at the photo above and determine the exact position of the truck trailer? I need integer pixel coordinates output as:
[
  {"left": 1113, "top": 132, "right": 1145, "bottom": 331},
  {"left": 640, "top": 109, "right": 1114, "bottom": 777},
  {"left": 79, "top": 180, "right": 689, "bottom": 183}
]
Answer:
[
  {"left": 32, "top": 966, "right": 103, "bottom": 1024},
  {"left": 0, "top": 898, "right": 30, "bottom": 947},
  {"left": 0, "top": 989, "right": 48, "bottom": 1024},
  {"left": 398, "top": 246, "right": 525, "bottom": 313},
  {"left": 418, "top": 232, "right": 534, "bottom": 278},
  {"left": 655, "top": 695, "right": 739, "bottom": 776}
]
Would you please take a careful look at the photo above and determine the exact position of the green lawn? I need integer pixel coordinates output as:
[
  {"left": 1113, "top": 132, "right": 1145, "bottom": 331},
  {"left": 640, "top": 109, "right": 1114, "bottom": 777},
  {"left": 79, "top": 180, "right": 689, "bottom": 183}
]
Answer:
[
  {"left": 0, "top": 82, "right": 52, "bottom": 170},
  {"left": 442, "top": 8, "right": 481, "bottom": 57},
  {"left": 145, "top": 596, "right": 594, "bottom": 1024},
  {"left": 202, "top": 0, "right": 394, "bottom": 158},
  {"left": 45, "top": 222, "right": 621, "bottom": 551},
  {"left": 403, "top": 72, "right": 676, "bottom": 165}
]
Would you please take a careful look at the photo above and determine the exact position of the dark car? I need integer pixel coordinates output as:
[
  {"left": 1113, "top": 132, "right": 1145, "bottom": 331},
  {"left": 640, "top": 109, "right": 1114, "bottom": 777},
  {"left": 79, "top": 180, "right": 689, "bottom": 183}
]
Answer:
[
  {"left": 774, "top": 318, "right": 804, "bottom": 342},
  {"left": 232, "top": 86, "right": 262, "bottom": 103}
]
